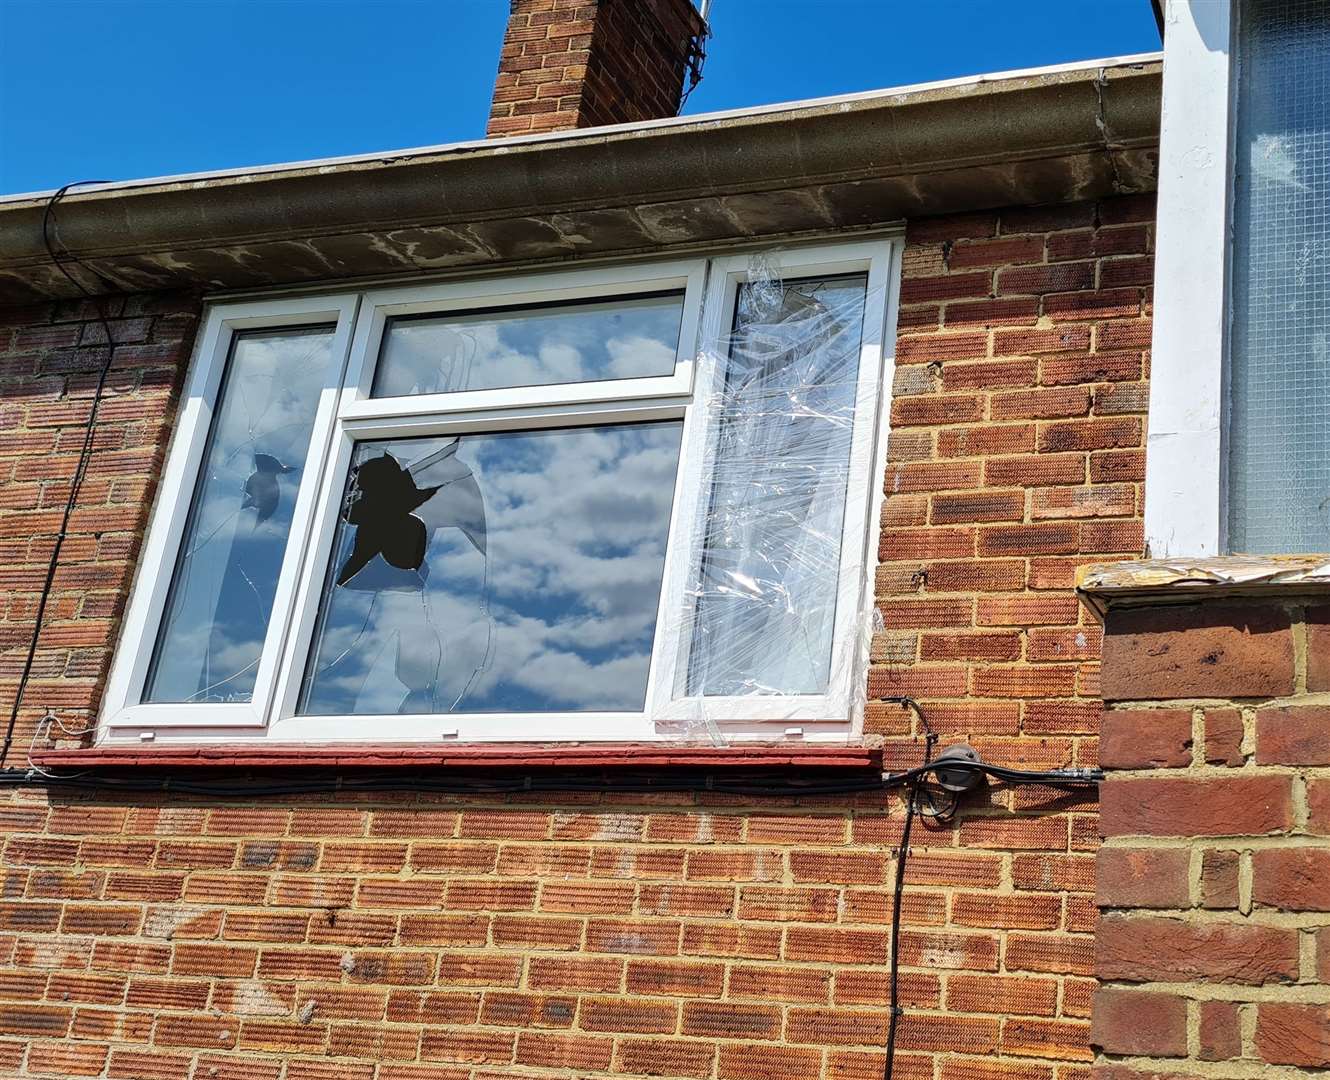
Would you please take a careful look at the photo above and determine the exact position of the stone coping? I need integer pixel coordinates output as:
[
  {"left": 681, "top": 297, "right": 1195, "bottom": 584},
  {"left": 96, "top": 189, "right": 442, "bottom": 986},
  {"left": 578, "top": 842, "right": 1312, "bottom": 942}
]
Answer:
[{"left": 1078, "top": 555, "right": 1330, "bottom": 618}]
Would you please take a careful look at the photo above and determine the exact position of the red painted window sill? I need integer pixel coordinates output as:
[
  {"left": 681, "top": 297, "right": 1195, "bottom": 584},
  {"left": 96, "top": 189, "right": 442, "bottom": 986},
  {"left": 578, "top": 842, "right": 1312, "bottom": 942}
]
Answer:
[{"left": 30, "top": 742, "right": 881, "bottom": 771}]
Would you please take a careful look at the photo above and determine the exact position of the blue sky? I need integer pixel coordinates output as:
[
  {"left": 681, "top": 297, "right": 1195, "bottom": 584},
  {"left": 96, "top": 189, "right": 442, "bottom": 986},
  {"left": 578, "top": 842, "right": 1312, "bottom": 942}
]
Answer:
[{"left": 0, "top": 0, "right": 1159, "bottom": 196}]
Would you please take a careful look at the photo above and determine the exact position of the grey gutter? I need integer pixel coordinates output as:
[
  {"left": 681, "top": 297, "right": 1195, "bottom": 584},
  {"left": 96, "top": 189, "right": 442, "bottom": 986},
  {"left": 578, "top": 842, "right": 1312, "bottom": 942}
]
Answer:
[{"left": 0, "top": 56, "right": 1161, "bottom": 305}]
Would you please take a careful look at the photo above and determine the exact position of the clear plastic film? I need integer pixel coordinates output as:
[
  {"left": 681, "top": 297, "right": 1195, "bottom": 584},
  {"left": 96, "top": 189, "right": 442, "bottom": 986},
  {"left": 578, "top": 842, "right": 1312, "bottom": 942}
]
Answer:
[{"left": 657, "top": 253, "right": 885, "bottom": 740}]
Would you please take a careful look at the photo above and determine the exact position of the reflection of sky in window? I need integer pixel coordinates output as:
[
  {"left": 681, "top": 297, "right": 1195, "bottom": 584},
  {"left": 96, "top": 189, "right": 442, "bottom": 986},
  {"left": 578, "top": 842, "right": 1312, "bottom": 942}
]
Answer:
[
  {"left": 684, "top": 274, "right": 868, "bottom": 697},
  {"left": 299, "top": 421, "right": 682, "bottom": 715},
  {"left": 145, "top": 327, "right": 335, "bottom": 703},
  {"left": 372, "top": 293, "right": 683, "bottom": 396}
]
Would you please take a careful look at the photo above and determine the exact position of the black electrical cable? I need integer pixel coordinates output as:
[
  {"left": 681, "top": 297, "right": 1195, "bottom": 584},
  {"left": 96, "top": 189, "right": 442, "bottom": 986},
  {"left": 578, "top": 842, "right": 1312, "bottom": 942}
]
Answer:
[
  {"left": 0, "top": 182, "right": 118, "bottom": 767},
  {"left": 882, "top": 698, "right": 936, "bottom": 1080},
  {"left": 0, "top": 756, "right": 1102, "bottom": 797}
]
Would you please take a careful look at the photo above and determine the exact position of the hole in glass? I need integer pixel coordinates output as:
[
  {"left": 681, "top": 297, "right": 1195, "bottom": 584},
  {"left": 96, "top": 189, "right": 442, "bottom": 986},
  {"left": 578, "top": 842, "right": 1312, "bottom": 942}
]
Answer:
[{"left": 299, "top": 420, "right": 683, "bottom": 716}]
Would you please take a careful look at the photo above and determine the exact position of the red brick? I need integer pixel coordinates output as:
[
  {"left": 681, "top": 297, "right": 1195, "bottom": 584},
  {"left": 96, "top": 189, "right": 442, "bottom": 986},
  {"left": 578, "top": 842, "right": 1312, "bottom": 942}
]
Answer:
[
  {"left": 1038, "top": 417, "right": 1141, "bottom": 453},
  {"left": 1090, "top": 988, "right": 1186, "bottom": 1057},
  {"left": 899, "top": 272, "right": 992, "bottom": 303},
  {"left": 992, "top": 387, "right": 1091, "bottom": 420},
  {"left": 942, "top": 359, "right": 1038, "bottom": 391},
  {"left": 932, "top": 490, "right": 1026, "bottom": 524},
  {"left": 1255, "top": 706, "right": 1330, "bottom": 765},
  {"left": 1095, "top": 847, "right": 1188, "bottom": 908},
  {"left": 616, "top": 1038, "right": 714, "bottom": 1078},
  {"left": 944, "top": 297, "right": 1040, "bottom": 328},
  {"left": 1096, "top": 915, "right": 1298, "bottom": 984},
  {"left": 953, "top": 893, "right": 1060, "bottom": 930},
  {"left": 1032, "top": 484, "right": 1133, "bottom": 520},
  {"left": 947, "top": 974, "right": 1058, "bottom": 1016},
  {"left": 998, "top": 262, "right": 1095, "bottom": 294},
  {"left": 1306, "top": 604, "right": 1330, "bottom": 690},
  {"left": 893, "top": 393, "right": 989, "bottom": 428},
  {"left": 1199, "top": 849, "right": 1239, "bottom": 909},
  {"left": 1203, "top": 707, "right": 1244, "bottom": 765},
  {"left": 1198, "top": 1000, "right": 1241, "bottom": 1060},
  {"left": 1099, "top": 708, "right": 1192, "bottom": 768},
  {"left": 1256, "top": 1003, "right": 1330, "bottom": 1067},
  {"left": 1088, "top": 447, "right": 1145, "bottom": 482},
  {"left": 923, "top": 558, "right": 1025, "bottom": 592},
  {"left": 950, "top": 235, "right": 1046, "bottom": 268},
  {"left": 1100, "top": 776, "right": 1291, "bottom": 837},
  {"left": 1101, "top": 603, "right": 1294, "bottom": 700},
  {"left": 978, "top": 523, "right": 1079, "bottom": 557},
  {"left": 682, "top": 1000, "right": 781, "bottom": 1039},
  {"left": 939, "top": 424, "right": 1035, "bottom": 458},
  {"left": 1310, "top": 779, "right": 1330, "bottom": 836},
  {"left": 985, "top": 454, "right": 1086, "bottom": 487},
  {"left": 718, "top": 1042, "right": 821, "bottom": 1080},
  {"left": 1252, "top": 848, "right": 1330, "bottom": 911},
  {"left": 1027, "top": 626, "right": 1102, "bottom": 661}
]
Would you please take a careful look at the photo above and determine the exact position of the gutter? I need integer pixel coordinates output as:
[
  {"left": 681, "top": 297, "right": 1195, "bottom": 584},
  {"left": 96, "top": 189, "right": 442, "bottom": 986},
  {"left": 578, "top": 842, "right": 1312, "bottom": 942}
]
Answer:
[{"left": 0, "top": 54, "right": 1162, "bottom": 305}]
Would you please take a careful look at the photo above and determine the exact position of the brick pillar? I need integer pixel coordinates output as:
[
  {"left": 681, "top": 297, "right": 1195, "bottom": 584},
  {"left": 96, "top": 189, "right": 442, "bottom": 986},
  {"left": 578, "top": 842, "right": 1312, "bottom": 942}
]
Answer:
[
  {"left": 486, "top": 0, "right": 707, "bottom": 138},
  {"left": 1091, "top": 593, "right": 1330, "bottom": 1073}
]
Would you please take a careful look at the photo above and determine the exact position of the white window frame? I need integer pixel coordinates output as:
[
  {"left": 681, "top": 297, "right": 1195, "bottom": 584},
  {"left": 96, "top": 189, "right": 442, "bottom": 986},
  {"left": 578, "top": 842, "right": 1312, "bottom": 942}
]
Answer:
[
  {"left": 1143, "top": 0, "right": 1236, "bottom": 558},
  {"left": 100, "top": 238, "right": 900, "bottom": 745}
]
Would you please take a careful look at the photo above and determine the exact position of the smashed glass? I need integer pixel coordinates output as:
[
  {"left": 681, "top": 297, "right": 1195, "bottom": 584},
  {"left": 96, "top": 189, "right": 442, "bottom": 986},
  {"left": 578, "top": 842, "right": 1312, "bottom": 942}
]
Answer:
[
  {"left": 144, "top": 327, "right": 336, "bottom": 703},
  {"left": 373, "top": 293, "right": 684, "bottom": 397},
  {"left": 299, "top": 422, "right": 682, "bottom": 715},
  {"left": 677, "top": 272, "right": 870, "bottom": 698}
]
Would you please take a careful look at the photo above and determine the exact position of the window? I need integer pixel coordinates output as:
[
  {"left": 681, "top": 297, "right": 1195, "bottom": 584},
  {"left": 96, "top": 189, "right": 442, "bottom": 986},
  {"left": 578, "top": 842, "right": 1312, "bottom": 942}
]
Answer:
[
  {"left": 102, "top": 242, "right": 898, "bottom": 744},
  {"left": 1227, "top": 0, "right": 1330, "bottom": 553},
  {"left": 1145, "top": 0, "right": 1330, "bottom": 557}
]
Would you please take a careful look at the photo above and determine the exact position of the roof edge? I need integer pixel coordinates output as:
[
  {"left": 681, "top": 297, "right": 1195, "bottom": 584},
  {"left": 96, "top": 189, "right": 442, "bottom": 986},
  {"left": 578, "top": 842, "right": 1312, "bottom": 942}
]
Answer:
[
  {"left": 0, "top": 56, "right": 1162, "bottom": 305},
  {"left": 0, "top": 52, "right": 1162, "bottom": 207}
]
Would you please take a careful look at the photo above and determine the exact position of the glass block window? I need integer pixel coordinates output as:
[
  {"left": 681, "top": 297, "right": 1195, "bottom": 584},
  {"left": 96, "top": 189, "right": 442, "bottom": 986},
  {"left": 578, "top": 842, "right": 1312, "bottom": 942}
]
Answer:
[{"left": 1228, "top": 0, "right": 1330, "bottom": 552}]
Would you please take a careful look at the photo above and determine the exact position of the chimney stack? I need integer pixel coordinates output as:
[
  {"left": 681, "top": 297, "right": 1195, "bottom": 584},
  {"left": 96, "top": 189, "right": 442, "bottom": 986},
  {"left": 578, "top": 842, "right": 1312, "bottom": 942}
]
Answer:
[{"left": 486, "top": 0, "right": 708, "bottom": 138}]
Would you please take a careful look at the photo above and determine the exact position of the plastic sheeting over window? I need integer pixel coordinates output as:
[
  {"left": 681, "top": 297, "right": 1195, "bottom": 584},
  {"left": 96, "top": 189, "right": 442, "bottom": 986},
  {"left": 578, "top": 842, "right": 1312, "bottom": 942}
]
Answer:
[
  {"left": 144, "top": 327, "right": 336, "bottom": 703},
  {"left": 1228, "top": 0, "right": 1330, "bottom": 553},
  {"left": 679, "top": 271, "right": 869, "bottom": 699}
]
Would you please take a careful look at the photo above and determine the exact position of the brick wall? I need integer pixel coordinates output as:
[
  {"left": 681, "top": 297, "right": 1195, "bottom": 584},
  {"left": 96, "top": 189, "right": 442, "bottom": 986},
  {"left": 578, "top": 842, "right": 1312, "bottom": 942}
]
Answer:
[
  {"left": 486, "top": 0, "right": 706, "bottom": 137},
  {"left": 1093, "top": 596, "right": 1330, "bottom": 1074},
  {"left": 0, "top": 194, "right": 1155, "bottom": 1079},
  {"left": 0, "top": 293, "right": 200, "bottom": 771}
]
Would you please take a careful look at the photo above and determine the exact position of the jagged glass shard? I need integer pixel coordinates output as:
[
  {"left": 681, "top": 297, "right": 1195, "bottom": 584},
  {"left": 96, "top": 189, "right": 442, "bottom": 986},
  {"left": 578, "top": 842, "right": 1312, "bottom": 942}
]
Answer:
[
  {"left": 299, "top": 421, "right": 683, "bottom": 715},
  {"left": 372, "top": 293, "right": 683, "bottom": 397},
  {"left": 681, "top": 273, "right": 869, "bottom": 697},
  {"left": 1228, "top": 0, "right": 1330, "bottom": 553},
  {"left": 144, "top": 327, "right": 336, "bottom": 703}
]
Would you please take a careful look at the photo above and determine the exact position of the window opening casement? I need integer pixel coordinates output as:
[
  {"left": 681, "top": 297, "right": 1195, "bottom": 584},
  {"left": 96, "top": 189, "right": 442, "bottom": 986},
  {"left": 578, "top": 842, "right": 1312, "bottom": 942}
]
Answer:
[
  {"left": 1145, "top": 0, "right": 1330, "bottom": 557},
  {"left": 101, "top": 239, "right": 900, "bottom": 745}
]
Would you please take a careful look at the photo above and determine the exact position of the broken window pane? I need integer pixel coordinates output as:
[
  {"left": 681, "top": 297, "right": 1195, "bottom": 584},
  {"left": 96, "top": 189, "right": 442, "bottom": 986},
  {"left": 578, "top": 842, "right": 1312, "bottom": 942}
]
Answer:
[
  {"left": 372, "top": 293, "right": 683, "bottom": 397},
  {"left": 1228, "top": 0, "right": 1330, "bottom": 553},
  {"left": 682, "top": 273, "right": 869, "bottom": 697},
  {"left": 299, "top": 421, "right": 682, "bottom": 715},
  {"left": 144, "top": 326, "right": 336, "bottom": 703}
]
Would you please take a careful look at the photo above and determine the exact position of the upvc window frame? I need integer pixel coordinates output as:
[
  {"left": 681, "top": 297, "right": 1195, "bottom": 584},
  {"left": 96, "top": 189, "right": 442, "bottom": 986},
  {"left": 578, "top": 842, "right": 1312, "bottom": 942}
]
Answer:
[
  {"left": 1143, "top": 0, "right": 1237, "bottom": 558},
  {"left": 99, "top": 238, "right": 901, "bottom": 746}
]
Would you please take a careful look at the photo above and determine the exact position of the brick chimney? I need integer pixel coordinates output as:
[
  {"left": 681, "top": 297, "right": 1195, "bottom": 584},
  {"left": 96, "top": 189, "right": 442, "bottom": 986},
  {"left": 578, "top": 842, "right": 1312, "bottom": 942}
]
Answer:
[{"left": 486, "top": 0, "right": 708, "bottom": 137}]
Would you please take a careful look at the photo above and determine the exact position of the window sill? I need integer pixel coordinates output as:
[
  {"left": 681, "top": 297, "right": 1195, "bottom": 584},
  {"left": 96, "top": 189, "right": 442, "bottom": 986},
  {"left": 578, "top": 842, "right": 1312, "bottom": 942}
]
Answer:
[{"left": 30, "top": 742, "right": 882, "bottom": 771}]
